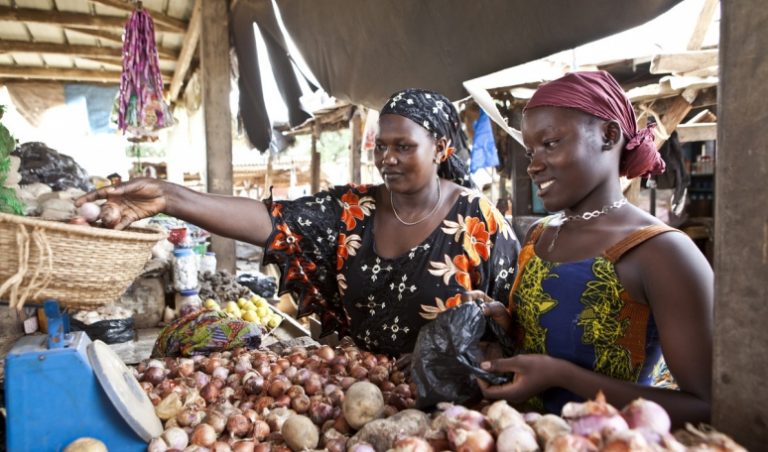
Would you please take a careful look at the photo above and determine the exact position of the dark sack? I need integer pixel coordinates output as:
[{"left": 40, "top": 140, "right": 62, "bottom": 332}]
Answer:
[
  {"left": 70, "top": 317, "right": 135, "bottom": 344},
  {"left": 411, "top": 302, "right": 516, "bottom": 409}
]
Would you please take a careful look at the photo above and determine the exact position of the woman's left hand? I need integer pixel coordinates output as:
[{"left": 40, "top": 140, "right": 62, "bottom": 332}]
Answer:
[{"left": 476, "top": 354, "right": 565, "bottom": 403}]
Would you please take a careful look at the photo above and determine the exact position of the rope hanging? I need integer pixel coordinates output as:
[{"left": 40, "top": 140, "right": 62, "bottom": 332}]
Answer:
[{"left": 118, "top": 4, "right": 174, "bottom": 138}]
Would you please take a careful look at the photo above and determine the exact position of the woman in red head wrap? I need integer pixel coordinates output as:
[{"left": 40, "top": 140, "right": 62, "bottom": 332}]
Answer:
[{"left": 477, "top": 71, "right": 713, "bottom": 428}]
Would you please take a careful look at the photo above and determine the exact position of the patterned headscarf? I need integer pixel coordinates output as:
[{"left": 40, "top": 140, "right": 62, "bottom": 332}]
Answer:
[
  {"left": 380, "top": 88, "right": 473, "bottom": 188},
  {"left": 524, "top": 71, "right": 665, "bottom": 178}
]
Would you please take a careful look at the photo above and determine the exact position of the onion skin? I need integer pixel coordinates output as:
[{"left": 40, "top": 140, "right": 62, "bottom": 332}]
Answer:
[{"left": 191, "top": 423, "right": 217, "bottom": 447}]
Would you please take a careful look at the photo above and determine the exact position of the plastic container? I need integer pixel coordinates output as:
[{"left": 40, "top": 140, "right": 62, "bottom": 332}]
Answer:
[
  {"left": 175, "top": 288, "right": 202, "bottom": 317},
  {"left": 200, "top": 251, "right": 217, "bottom": 275},
  {"left": 172, "top": 247, "right": 198, "bottom": 291}
]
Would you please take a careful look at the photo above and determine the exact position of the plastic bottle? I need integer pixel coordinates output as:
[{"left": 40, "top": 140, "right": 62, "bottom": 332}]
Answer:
[
  {"left": 175, "top": 288, "right": 202, "bottom": 317},
  {"left": 173, "top": 247, "right": 198, "bottom": 291},
  {"left": 200, "top": 251, "right": 217, "bottom": 275}
]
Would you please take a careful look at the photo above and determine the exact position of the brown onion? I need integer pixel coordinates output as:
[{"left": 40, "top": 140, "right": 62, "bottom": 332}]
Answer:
[
  {"left": 368, "top": 366, "right": 389, "bottom": 385},
  {"left": 191, "top": 423, "right": 217, "bottom": 447},
  {"left": 291, "top": 394, "right": 311, "bottom": 413},
  {"left": 316, "top": 345, "right": 336, "bottom": 362},
  {"left": 232, "top": 440, "right": 256, "bottom": 452},
  {"left": 204, "top": 410, "right": 228, "bottom": 435},
  {"left": 201, "top": 383, "right": 220, "bottom": 404},
  {"left": 252, "top": 420, "right": 271, "bottom": 441},
  {"left": 227, "top": 413, "right": 253, "bottom": 438}
]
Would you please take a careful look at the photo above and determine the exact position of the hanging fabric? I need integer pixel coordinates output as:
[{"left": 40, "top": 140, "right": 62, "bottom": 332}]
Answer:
[{"left": 118, "top": 2, "right": 174, "bottom": 138}]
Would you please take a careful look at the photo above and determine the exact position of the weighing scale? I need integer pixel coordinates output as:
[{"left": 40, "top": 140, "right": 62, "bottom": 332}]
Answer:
[{"left": 4, "top": 300, "right": 162, "bottom": 451}]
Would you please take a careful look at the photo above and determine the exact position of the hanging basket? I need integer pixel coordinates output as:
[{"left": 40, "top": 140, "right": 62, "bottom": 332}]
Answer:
[{"left": 0, "top": 212, "right": 166, "bottom": 311}]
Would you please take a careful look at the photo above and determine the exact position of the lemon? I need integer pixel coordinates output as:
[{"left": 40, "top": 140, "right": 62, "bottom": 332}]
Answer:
[
  {"left": 256, "top": 306, "right": 270, "bottom": 318},
  {"left": 237, "top": 298, "right": 249, "bottom": 308},
  {"left": 267, "top": 316, "right": 281, "bottom": 328},
  {"left": 243, "top": 302, "right": 257, "bottom": 311},
  {"left": 203, "top": 299, "right": 220, "bottom": 310},
  {"left": 242, "top": 310, "right": 258, "bottom": 322}
]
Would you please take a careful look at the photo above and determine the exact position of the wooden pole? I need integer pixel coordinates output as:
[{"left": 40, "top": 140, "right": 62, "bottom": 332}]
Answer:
[
  {"left": 713, "top": 1, "right": 768, "bottom": 448},
  {"left": 311, "top": 124, "right": 321, "bottom": 194},
  {"left": 168, "top": 0, "right": 202, "bottom": 103},
  {"left": 349, "top": 109, "right": 362, "bottom": 184},
  {"left": 200, "top": 0, "right": 235, "bottom": 273}
]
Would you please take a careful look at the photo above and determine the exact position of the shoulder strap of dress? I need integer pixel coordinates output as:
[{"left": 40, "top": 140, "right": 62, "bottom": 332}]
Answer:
[
  {"left": 526, "top": 216, "right": 557, "bottom": 245},
  {"left": 603, "top": 224, "right": 680, "bottom": 263}
]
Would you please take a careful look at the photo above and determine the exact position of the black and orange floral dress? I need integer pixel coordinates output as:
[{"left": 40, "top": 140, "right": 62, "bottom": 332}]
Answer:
[{"left": 263, "top": 184, "right": 519, "bottom": 356}]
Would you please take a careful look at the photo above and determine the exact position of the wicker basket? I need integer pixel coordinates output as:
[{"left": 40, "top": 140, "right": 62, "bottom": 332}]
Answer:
[{"left": 0, "top": 212, "right": 166, "bottom": 310}]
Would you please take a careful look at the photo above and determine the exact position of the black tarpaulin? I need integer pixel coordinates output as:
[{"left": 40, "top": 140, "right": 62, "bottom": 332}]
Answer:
[{"left": 232, "top": 0, "right": 682, "bottom": 150}]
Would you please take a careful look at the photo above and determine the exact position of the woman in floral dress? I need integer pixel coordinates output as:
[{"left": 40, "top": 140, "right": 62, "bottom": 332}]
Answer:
[{"left": 78, "top": 88, "right": 519, "bottom": 356}]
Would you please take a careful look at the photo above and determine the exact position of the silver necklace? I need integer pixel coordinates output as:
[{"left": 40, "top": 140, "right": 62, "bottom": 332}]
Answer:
[
  {"left": 390, "top": 178, "right": 442, "bottom": 226},
  {"left": 548, "top": 198, "right": 628, "bottom": 252}
]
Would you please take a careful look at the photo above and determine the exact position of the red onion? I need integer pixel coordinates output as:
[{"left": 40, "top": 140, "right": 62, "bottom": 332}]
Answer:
[
  {"left": 496, "top": 425, "right": 538, "bottom": 452},
  {"left": 317, "top": 345, "right": 336, "bottom": 362},
  {"left": 368, "top": 366, "right": 389, "bottom": 386},
  {"left": 191, "top": 423, "right": 217, "bottom": 447},
  {"left": 201, "top": 383, "right": 220, "bottom": 404},
  {"left": 147, "top": 437, "right": 168, "bottom": 452},
  {"left": 232, "top": 440, "right": 256, "bottom": 452},
  {"left": 325, "top": 438, "right": 347, "bottom": 452},
  {"left": 143, "top": 367, "right": 166, "bottom": 386},
  {"left": 176, "top": 408, "right": 204, "bottom": 428},
  {"left": 348, "top": 443, "right": 376, "bottom": 452},
  {"left": 532, "top": 414, "right": 571, "bottom": 446},
  {"left": 546, "top": 433, "right": 599, "bottom": 452},
  {"left": 204, "top": 410, "right": 228, "bottom": 435},
  {"left": 451, "top": 428, "right": 495, "bottom": 452},
  {"left": 291, "top": 394, "right": 311, "bottom": 413},
  {"left": 252, "top": 420, "right": 271, "bottom": 441},
  {"left": 227, "top": 413, "right": 253, "bottom": 438},
  {"left": 243, "top": 373, "right": 265, "bottom": 395},
  {"left": 212, "top": 441, "right": 234, "bottom": 452},
  {"left": 620, "top": 398, "right": 671, "bottom": 434},
  {"left": 562, "top": 392, "right": 629, "bottom": 437},
  {"left": 309, "top": 401, "right": 334, "bottom": 425},
  {"left": 161, "top": 426, "right": 189, "bottom": 449}
]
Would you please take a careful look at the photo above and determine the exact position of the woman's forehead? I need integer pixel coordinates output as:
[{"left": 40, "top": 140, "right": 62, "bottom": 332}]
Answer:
[{"left": 377, "top": 114, "right": 432, "bottom": 139}]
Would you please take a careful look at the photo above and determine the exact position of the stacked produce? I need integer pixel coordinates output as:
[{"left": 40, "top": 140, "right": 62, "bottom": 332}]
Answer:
[
  {"left": 139, "top": 343, "right": 745, "bottom": 452},
  {"left": 203, "top": 294, "right": 282, "bottom": 330}
]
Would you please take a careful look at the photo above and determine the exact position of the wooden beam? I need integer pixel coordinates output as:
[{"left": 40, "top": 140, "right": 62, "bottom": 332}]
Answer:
[
  {"left": 685, "top": 109, "right": 717, "bottom": 124},
  {"left": 688, "top": 0, "right": 719, "bottom": 50},
  {"left": 0, "top": 6, "right": 178, "bottom": 33},
  {"left": 200, "top": 0, "right": 235, "bottom": 273},
  {"left": 168, "top": 0, "right": 201, "bottom": 103},
  {"left": 654, "top": 90, "right": 698, "bottom": 148},
  {"left": 64, "top": 27, "right": 179, "bottom": 60},
  {"left": 650, "top": 50, "right": 718, "bottom": 74},
  {"left": 676, "top": 123, "right": 717, "bottom": 142},
  {"left": 349, "top": 108, "right": 362, "bottom": 184},
  {"left": 0, "top": 40, "right": 173, "bottom": 62},
  {"left": 88, "top": 0, "right": 187, "bottom": 33},
  {"left": 0, "top": 65, "right": 122, "bottom": 83}
]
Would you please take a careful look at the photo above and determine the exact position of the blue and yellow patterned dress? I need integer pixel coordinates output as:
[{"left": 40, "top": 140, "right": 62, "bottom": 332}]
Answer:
[{"left": 509, "top": 219, "right": 678, "bottom": 413}]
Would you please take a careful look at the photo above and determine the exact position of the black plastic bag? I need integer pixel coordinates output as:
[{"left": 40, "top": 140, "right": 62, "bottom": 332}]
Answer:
[
  {"left": 70, "top": 317, "right": 135, "bottom": 344},
  {"left": 13, "top": 141, "right": 94, "bottom": 192},
  {"left": 411, "top": 302, "right": 516, "bottom": 409},
  {"left": 236, "top": 272, "right": 277, "bottom": 298}
]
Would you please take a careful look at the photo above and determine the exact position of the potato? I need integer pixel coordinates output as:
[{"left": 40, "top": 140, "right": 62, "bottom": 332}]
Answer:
[
  {"left": 281, "top": 414, "right": 319, "bottom": 451},
  {"left": 343, "top": 381, "right": 385, "bottom": 430}
]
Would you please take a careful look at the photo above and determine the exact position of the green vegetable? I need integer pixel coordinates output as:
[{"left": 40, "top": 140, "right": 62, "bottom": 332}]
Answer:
[{"left": 0, "top": 104, "right": 24, "bottom": 215}]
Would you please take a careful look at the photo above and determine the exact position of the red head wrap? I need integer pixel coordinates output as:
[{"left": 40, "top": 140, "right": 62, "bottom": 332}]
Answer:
[{"left": 524, "top": 71, "right": 665, "bottom": 178}]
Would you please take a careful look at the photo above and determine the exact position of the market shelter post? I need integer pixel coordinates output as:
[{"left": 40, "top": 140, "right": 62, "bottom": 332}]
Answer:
[
  {"left": 200, "top": 0, "right": 236, "bottom": 273},
  {"left": 712, "top": 0, "right": 768, "bottom": 448}
]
